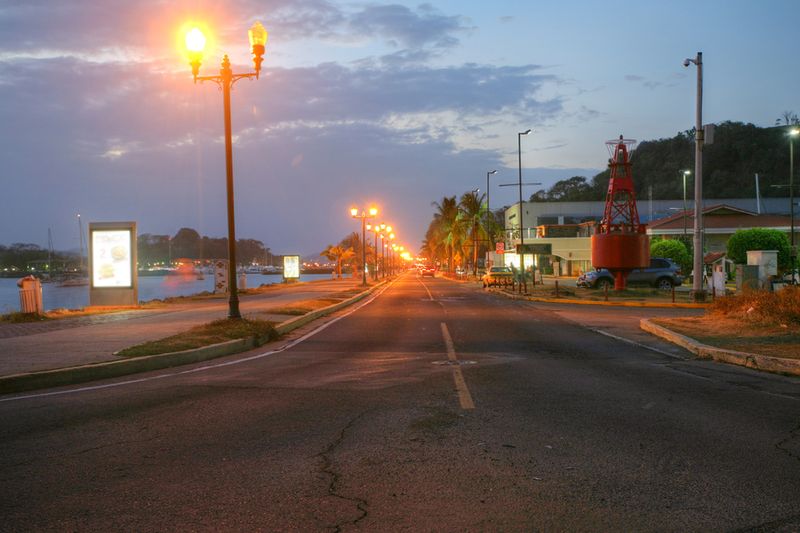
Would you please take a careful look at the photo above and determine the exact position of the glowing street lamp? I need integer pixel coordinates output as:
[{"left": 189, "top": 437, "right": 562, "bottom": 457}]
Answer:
[
  {"left": 351, "top": 206, "right": 377, "bottom": 286},
  {"left": 787, "top": 128, "right": 799, "bottom": 282},
  {"left": 680, "top": 169, "right": 691, "bottom": 236},
  {"left": 184, "top": 22, "right": 267, "bottom": 319}
]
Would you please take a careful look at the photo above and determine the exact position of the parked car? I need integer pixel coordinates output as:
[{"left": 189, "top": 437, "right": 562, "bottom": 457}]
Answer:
[
  {"left": 577, "top": 257, "right": 684, "bottom": 290},
  {"left": 482, "top": 266, "right": 514, "bottom": 288}
]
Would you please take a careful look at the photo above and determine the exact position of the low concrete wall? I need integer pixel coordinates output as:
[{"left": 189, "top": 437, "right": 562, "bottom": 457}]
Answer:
[{"left": 640, "top": 319, "right": 800, "bottom": 377}]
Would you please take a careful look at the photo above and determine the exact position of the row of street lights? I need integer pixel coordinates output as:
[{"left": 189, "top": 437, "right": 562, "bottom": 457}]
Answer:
[
  {"left": 481, "top": 130, "right": 540, "bottom": 293},
  {"left": 350, "top": 207, "right": 406, "bottom": 285}
]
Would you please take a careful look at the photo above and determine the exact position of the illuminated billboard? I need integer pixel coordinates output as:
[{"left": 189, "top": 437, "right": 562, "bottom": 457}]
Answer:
[
  {"left": 283, "top": 255, "right": 300, "bottom": 280},
  {"left": 91, "top": 229, "right": 133, "bottom": 288},
  {"left": 88, "top": 221, "right": 138, "bottom": 307}
]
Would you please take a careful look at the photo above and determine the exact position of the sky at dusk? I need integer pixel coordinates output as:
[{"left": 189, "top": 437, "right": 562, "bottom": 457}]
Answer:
[{"left": 1, "top": 0, "right": 798, "bottom": 257}]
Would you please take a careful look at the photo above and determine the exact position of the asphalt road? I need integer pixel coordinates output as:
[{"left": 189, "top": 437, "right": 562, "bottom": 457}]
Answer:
[{"left": 1, "top": 273, "right": 799, "bottom": 532}]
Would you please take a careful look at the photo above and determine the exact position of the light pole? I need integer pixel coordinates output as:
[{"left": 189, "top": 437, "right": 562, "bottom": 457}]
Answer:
[
  {"left": 518, "top": 130, "right": 531, "bottom": 292},
  {"left": 681, "top": 169, "right": 691, "bottom": 237},
  {"left": 789, "top": 128, "right": 798, "bottom": 282},
  {"left": 369, "top": 225, "right": 380, "bottom": 280},
  {"left": 486, "top": 170, "right": 497, "bottom": 246},
  {"left": 388, "top": 231, "right": 396, "bottom": 275},
  {"left": 351, "top": 206, "right": 377, "bottom": 286},
  {"left": 185, "top": 23, "right": 267, "bottom": 319},
  {"left": 684, "top": 52, "right": 705, "bottom": 301}
]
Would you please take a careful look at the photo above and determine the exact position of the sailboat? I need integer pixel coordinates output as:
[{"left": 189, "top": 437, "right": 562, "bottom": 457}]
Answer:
[{"left": 59, "top": 214, "right": 89, "bottom": 287}]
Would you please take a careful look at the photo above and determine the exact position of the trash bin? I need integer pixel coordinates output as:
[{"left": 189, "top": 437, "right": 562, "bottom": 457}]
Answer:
[
  {"left": 17, "top": 275, "right": 43, "bottom": 314},
  {"left": 238, "top": 272, "right": 247, "bottom": 291}
]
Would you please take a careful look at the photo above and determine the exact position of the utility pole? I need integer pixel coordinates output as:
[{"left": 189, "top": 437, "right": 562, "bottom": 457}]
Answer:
[{"left": 684, "top": 52, "right": 705, "bottom": 301}]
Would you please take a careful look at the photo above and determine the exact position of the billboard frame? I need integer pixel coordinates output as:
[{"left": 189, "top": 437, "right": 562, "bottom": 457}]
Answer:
[{"left": 88, "top": 221, "right": 138, "bottom": 306}]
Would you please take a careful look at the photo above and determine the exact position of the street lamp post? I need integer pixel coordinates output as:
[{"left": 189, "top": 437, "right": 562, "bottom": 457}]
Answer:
[
  {"left": 369, "top": 225, "right": 380, "bottom": 280},
  {"left": 486, "top": 170, "right": 497, "bottom": 246},
  {"left": 518, "top": 130, "right": 531, "bottom": 293},
  {"left": 351, "top": 207, "right": 377, "bottom": 286},
  {"left": 789, "top": 128, "right": 798, "bottom": 282},
  {"left": 185, "top": 23, "right": 267, "bottom": 319},
  {"left": 681, "top": 169, "right": 691, "bottom": 237},
  {"left": 684, "top": 52, "right": 705, "bottom": 301},
  {"left": 388, "top": 231, "right": 396, "bottom": 275}
]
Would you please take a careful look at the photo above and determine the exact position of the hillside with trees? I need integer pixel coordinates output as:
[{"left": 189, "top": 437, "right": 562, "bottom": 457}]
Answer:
[
  {"left": 1, "top": 229, "right": 274, "bottom": 273},
  {"left": 530, "top": 121, "right": 798, "bottom": 202}
]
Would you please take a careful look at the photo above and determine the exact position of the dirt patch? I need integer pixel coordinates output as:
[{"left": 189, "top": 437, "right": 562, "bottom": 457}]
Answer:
[{"left": 653, "top": 316, "right": 800, "bottom": 359}]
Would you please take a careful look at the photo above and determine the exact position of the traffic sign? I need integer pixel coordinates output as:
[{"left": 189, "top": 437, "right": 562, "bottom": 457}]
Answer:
[{"left": 495, "top": 242, "right": 504, "bottom": 254}]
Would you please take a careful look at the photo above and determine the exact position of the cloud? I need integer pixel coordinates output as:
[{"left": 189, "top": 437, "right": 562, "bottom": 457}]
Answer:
[
  {"left": 348, "top": 4, "right": 467, "bottom": 49},
  {"left": 623, "top": 73, "right": 679, "bottom": 90},
  {"left": 0, "top": 1, "right": 580, "bottom": 255}
]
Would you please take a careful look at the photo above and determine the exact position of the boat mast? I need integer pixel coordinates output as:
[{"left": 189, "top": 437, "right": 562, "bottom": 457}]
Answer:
[{"left": 77, "top": 214, "right": 85, "bottom": 272}]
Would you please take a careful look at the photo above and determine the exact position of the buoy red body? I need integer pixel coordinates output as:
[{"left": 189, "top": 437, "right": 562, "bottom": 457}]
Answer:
[{"left": 590, "top": 136, "right": 649, "bottom": 290}]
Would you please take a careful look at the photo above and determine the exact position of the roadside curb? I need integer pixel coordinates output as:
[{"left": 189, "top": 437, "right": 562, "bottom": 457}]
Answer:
[
  {"left": 488, "top": 288, "right": 708, "bottom": 309},
  {"left": 0, "top": 282, "right": 386, "bottom": 395},
  {"left": 640, "top": 318, "right": 800, "bottom": 377}
]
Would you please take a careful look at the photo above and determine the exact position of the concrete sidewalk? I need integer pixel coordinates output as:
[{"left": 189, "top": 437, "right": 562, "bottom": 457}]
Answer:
[{"left": 0, "top": 279, "right": 365, "bottom": 377}]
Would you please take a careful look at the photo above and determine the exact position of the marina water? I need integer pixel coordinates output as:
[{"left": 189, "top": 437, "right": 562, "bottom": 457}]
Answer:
[{"left": 0, "top": 273, "right": 334, "bottom": 313}]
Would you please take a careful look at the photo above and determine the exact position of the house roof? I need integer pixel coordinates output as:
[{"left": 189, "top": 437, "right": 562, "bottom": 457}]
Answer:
[
  {"left": 704, "top": 251, "right": 727, "bottom": 265},
  {"left": 648, "top": 204, "right": 791, "bottom": 232}
]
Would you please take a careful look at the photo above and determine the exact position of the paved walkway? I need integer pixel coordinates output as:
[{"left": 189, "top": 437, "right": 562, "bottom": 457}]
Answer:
[{"left": 0, "top": 279, "right": 365, "bottom": 376}]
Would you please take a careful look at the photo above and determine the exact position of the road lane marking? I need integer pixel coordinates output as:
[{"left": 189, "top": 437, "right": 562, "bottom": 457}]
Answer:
[
  {"left": 0, "top": 280, "right": 398, "bottom": 403},
  {"left": 419, "top": 279, "right": 434, "bottom": 301},
  {"left": 440, "top": 322, "right": 475, "bottom": 410}
]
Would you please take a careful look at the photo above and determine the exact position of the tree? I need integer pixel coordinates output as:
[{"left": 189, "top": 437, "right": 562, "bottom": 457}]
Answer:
[
  {"left": 458, "top": 190, "right": 487, "bottom": 276},
  {"left": 430, "top": 196, "right": 464, "bottom": 273},
  {"left": 339, "top": 232, "right": 364, "bottom": 278},
  {"left": 321, "top": 244, "right": 353, "bottom": 279},
  {"left": 776, "top": 110, "right": 799, "bottom": 126},
  {"left": 726, "top": 228, "right": 792, "bottom": 270},
  {"left": 651, "top": 239, "right": 691, "bottom": 274},
  {"left": 171, "top": 228, "right": 201, "bottom": 259}
]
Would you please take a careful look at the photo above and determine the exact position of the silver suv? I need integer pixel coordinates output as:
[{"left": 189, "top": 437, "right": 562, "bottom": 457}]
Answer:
[{"left": 577, "top": 257, "right": 684, "bottom": 290}]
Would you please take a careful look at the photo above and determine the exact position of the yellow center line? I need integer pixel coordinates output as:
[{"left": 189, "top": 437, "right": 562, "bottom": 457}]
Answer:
[{"left": 440, "top": 322, "right": 475, "bottom": 410}]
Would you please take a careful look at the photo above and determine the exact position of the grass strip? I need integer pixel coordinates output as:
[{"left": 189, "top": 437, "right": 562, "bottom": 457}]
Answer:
[
  {"left": 652, "top": 316, "right": 800, "bottom": 359},
  {"left": 266, "top": 297, "right": 345, "bottom": 316},
  {"left": 117, "top": 318, "right": 277, "bottom": 357},
  {"left": 0, "top": 312, "right": 50, "bottom": 323}
]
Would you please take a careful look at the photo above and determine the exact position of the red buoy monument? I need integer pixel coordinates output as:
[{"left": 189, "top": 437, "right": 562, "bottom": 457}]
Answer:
[{"left": 591, "top": 136, "right": 649, "bottom": 290}]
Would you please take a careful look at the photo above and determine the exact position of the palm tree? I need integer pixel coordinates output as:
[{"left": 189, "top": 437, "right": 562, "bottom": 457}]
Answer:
[
  {"left": 338, "top": 232, "right": 364, "bottom": 279},
  {"left": 321, "top": 244, "right": 353, "bottom": 279},
  {"left": 431, "top": 196, "right": 464, "bottom": 273},
  {"left": 459, "top": 190, "right": 487, "bottom": 276}
]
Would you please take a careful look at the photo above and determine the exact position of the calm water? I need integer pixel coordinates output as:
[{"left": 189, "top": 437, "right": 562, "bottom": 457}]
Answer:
[{"left": 0, "top": 273, "right": 334, "bottom": 313}]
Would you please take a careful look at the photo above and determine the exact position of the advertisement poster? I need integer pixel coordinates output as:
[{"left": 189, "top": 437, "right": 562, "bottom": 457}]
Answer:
[
  {"left": 91, "top": 229, "right": 132, "bottom": 288},
  {"left": 214, "top": 260, "right": 229, "bottom": 294},
  {"left": 283, "top": 255, "right": 300, "bottom": 280}
]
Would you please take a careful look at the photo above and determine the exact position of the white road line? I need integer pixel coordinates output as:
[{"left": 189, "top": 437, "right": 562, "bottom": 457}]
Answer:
[
  {"left": 440, "top": 322, "right": 475, "bottom": 410},
  {"left": 1, "top": 281, "right": 396, "bottom": 403},
  {"left": 419, "top": 278, "right": 434, "bottom": 301}
]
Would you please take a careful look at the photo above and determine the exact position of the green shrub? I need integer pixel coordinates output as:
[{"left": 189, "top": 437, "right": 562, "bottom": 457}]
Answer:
[
  {"left": 651, "top": 239, "right": 691, "bottom": 273},
  {"left": 726, "top": 228, "right": 792, "bottom": 269}
]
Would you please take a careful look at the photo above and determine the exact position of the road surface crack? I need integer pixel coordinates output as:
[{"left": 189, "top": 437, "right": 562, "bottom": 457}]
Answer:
[
  {"left": 775, "top": 421, "right": 800, "bottom": 463},
  {"left": 316, "top": 411, "right": 370, "bottom": 532}
]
